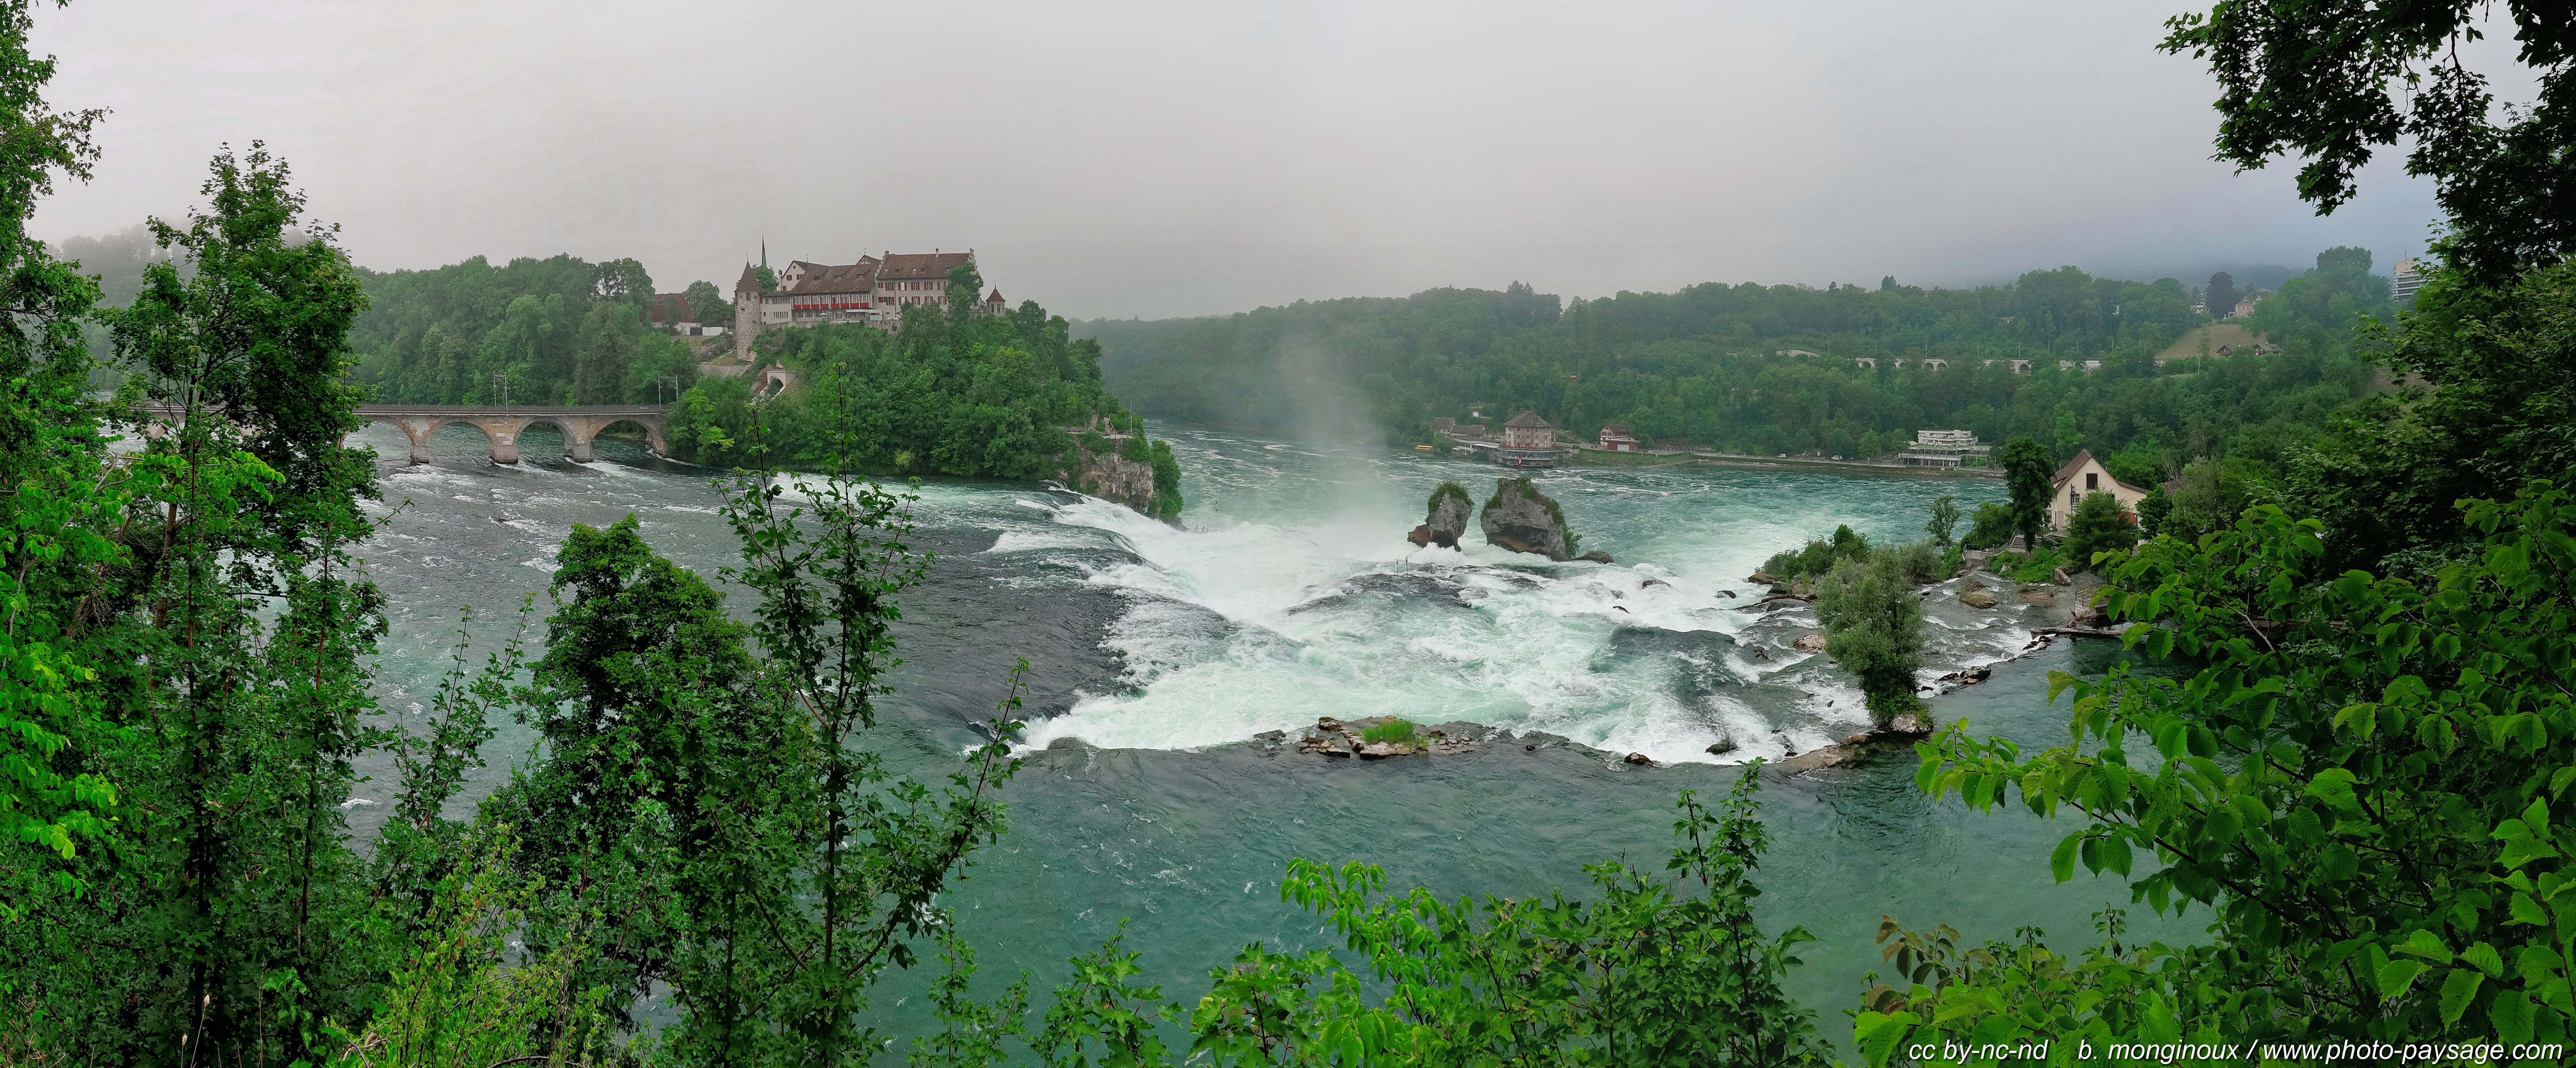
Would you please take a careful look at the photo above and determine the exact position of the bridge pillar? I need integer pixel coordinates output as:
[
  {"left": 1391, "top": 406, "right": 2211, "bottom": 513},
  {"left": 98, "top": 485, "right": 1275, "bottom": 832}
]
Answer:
[
  {"left": 483, "top": 418, "right": 520, "bottom": 464},
  {"left": 564, "top": 421, "right": 596, "bottom": 462},
  {"left": 404, "top": 420, "right": 434, "bottom": 464}
]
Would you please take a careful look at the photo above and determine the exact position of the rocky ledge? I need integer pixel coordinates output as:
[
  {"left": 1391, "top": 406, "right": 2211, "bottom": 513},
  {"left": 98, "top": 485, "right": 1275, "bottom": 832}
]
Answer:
[
  {"left": 1290, "top": 716, "right": 1488, "bottom": 758},
  {"left": 1772, "top": 711, "right": 1937, "bottom": 775}
]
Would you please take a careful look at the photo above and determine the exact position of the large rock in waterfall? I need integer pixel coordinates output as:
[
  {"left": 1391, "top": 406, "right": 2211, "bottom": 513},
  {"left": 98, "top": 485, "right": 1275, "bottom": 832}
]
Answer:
[
  {"left": 1065, "top": 437, "right": 1156, "bottom": 515},
  {"left": 1408, "top": 481, "right": 1475, "bottom": 548},
  {"left": 1479, "top": 477, "right": 1576, "bottom": 561}
]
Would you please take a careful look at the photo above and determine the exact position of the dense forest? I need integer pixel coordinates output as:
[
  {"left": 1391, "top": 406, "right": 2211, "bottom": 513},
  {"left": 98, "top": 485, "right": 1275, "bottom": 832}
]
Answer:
[
  {"left": 1080, "top": 257, "right": 2395, "bottom": 469},
  {"left": 344, "top": 253, "right": 705, "bottom": 406}
]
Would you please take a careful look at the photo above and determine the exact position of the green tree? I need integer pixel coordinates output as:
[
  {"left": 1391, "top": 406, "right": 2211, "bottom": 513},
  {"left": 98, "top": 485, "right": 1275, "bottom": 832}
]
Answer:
[
  {"left": 1997, "top": 436, "right": 2056, "bottom": 548},
  {"left": 713, "top": 355, "right": 1028, "bottom": 1060},
  {"left": 2285, "top": 257, "right": 2576, "bottom": 572},
  {"left": 1815, "top": 552, "right": 1927, "bottom": 729},
  {"left": 591, "top": 255, "right": 651, "bottom": 304},
  {"left": 685, "top": 278, "right": 730, "bottom": 324},
  {"left": 2161, "top": 0, "right": 2576, "bottom": 279},
  {"left": 0, "top": 0, "right": 115, "bottom": 920},
  {"left": 1924, "top": 493, "right": 1961, "bottom": 545},
  {"left": 1961, "top": 501, "right": 2016, "bottom": 551},
  {"left": 480, "top": 513, "right": 785, "bottom": 1030},
  {"left": 2060, "top": 490, "right": 2136, "bottom": 568},
  {"left": 15, "top": 141, "right": 384, "bottom": 1065},
  {"left": 2135, "top": 486, "right": 2174, "bottom": 536},
  {"left": 2204, "top": 271, "right": 2235, "bottom": 319}
]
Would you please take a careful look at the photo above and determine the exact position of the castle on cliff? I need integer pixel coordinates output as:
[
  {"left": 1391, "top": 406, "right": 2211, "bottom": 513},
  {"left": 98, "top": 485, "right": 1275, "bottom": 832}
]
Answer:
[{"left": 732, "top": 243, "right": 1007, "bottom": 359}]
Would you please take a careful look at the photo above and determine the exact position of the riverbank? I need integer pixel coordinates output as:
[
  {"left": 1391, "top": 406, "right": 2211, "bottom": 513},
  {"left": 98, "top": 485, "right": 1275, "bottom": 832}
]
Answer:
[{"left": 1689, "top": 451, "right": 2004, "bottom": 477}]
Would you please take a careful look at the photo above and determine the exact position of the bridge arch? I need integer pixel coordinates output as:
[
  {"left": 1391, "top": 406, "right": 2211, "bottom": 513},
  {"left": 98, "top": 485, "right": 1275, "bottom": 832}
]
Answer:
[{"left": 353, "top": 405, "right": 671, "bottom": 465}]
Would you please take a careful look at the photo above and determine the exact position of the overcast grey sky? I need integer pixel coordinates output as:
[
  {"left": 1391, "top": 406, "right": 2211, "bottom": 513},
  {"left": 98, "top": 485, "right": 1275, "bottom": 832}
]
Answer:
[{"left": 25, "top": 1, "right": 2518, "bottom": 319}]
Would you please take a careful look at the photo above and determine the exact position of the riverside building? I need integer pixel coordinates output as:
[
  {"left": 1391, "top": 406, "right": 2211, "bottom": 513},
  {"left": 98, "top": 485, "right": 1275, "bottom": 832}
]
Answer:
[
  {"left": 1896, "top": 429, "right": 1990, "bottom": 468},
  {"left": 1496, "top": 411, "right": 1561, "bottom": 468}
]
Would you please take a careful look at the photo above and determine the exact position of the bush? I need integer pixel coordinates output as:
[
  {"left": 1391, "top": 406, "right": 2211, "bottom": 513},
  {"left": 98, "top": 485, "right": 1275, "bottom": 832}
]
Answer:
[
  {"left": 1894, "top": 541, "right": 1940, "bottom": 585},
  {"left": 1428, "top": 480, "right": 1473, "bottom": 516},
  {"left": 1961, "top": 502, "right": 2016, "bottom": 550},
  {"left": 1986, "top": 546, "right": 2069, "bottom": 583},
  {"left": 1940, "top": 542, "right": 1964, "bottom": 577},
  {"left": 1360, "top": 719, "right": 1420, "bottom": 745},
  {"left": 1760, "top": 524, "right": 1874, "bottom": 580},
  {"left": 2061, "top": 490, "right": 2138, "bottom": 568}
]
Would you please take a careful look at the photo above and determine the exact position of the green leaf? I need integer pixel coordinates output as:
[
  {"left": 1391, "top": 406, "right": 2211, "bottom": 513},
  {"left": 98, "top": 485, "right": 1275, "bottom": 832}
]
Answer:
[
  {"left": 2440, "top": 967, "right": 2484, "bottom": 1025},
  {"left": 2379, "top": 959, "right": 2429, "bottom": 998},
  {"left": 2050, "top": 833, "right": 2080, "bottom": 884},
  {"left": 2306, "top": 768, "right": 2362, "bottom": 811},
  {"left": 1853, "top": 1012, "right": 1914, "bottom": 1068},
  {"left": 2101, "top": 832, "right": 2133, "bottom": 877},
  {"left": 2490, "top": 990, "right": 2538, "bottom": 1047},
  {"left": 2512, "top": 893, "right": 2551, "bottom": 927},
  {"left": 2462, "top": 942, "right": 2507, "bottom": 977},
  {"left": 2399, "top": 929, "right": 2456, "bottom": 964}
]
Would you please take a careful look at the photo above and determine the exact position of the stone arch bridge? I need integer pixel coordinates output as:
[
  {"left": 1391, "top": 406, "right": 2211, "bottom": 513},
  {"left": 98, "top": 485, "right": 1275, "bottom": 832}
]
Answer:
[
  {"left": 143, "top": 404, "right": 673, "bottom": 464},
  {"left": 360, "top": 405, "right": 670, "bottom": 463}
]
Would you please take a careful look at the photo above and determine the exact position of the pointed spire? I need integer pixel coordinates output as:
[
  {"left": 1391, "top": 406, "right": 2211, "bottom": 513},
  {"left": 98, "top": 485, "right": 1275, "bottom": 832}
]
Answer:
[{"left": 759, "top": 237, "right": 767, "bottom": 269}]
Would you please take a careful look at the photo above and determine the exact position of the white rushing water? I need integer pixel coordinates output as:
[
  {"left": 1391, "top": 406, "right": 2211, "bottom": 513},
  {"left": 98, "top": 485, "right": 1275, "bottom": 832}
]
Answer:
[{"left": 962, "top": 428, "right": 2030, "bottom": 763}]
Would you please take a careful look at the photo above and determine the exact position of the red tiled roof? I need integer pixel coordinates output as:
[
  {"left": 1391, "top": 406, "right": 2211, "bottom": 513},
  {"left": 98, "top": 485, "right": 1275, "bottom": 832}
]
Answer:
[{"left": 876, "top": 251, "right": 974, "bottom": 281}]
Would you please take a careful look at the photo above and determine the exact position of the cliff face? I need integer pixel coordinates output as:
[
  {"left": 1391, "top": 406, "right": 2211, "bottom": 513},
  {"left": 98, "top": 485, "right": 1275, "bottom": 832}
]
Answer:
[
  {"left": 1070, "top": 442, "right": 1157, "bottom": 514},
  {"left": 1480, "top": 477, "right": 1573, "bottom": 561}
]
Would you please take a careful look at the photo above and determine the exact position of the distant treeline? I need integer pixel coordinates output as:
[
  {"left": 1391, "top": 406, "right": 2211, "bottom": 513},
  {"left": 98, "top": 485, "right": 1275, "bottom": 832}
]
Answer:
[{"left": 1078, "top": 254, "right": 2397, "bottom": 470}]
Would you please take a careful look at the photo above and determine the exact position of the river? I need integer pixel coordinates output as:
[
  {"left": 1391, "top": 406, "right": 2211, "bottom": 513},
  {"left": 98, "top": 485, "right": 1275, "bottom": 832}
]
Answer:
[{"left": 345, "top": 418, "right": 2175, "bottom": 1049}]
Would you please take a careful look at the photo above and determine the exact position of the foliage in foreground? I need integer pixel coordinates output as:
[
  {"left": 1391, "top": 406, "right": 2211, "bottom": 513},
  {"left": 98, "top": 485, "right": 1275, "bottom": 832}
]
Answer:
[
  {"left": 1863, "top": 485, "right": 2576, "bottom": 1064},
  {"left": 979, "top": 768, "right": 1824, "bottom": 1067}
]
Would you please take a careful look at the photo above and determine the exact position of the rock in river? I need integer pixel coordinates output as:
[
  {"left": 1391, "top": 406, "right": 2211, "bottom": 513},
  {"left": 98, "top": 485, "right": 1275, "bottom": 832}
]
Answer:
[
  {"left": 1957, "top": 588, "right": 1998, "bottom": 609},
  {"left": 1479, "top": 477, "right": 1577, "bottom": 561},
  {"left": 1408, "top": 480, "right": 1475, "bottom": 548}
]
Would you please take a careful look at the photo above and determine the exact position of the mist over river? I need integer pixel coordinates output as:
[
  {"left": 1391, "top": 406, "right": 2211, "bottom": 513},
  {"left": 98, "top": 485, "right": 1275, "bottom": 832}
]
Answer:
[{"left": 345, "top": 419, "right": 2180, "bottom": 1047}]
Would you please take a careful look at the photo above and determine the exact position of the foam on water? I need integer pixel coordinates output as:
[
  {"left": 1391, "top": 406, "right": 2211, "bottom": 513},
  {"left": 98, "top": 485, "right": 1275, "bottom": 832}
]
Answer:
[{"left": 1014, "top": 430, "right": 2015, "bottom": 764}]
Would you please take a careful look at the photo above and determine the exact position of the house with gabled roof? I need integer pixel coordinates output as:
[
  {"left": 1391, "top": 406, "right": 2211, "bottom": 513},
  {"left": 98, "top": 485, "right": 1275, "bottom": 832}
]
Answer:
[
  {"left": 1497, "top": 411, "right": 1559, "bottom": 468},
  {"left": 2048, "top": 449, "right": 2151, "bottom": 532}
]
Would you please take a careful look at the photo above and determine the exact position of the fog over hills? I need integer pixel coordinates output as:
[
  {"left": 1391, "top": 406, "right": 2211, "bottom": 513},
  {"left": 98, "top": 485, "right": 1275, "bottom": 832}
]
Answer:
[{"left": 26, "top": 0, "right": 2538, "bottom": 318}]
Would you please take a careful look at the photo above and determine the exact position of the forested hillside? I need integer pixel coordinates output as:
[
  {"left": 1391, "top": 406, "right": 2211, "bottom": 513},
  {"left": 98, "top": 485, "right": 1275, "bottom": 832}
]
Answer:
[
  {"left": 1079, "top": 256, "right": 2395, "bottom": 467},
  {"left": 344, "top": 253, "right": 705, "bottom": 405}
]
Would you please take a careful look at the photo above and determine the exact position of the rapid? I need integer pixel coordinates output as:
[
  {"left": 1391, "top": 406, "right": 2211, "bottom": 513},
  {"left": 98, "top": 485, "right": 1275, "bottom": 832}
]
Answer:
[{"left": 346, "top": 418, "right": 2173, "bottom": 1046}]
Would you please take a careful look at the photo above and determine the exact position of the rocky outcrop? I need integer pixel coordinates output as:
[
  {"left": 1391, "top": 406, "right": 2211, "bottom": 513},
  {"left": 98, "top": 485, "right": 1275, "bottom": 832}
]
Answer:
[
  {"left": 1068, "top": 440, "right": 1156, "bottom": 514},
  {"left": 1296, "top": 716, "right": 1483, "bottom": 759},
  {"left": 1409, "top": 481, "right": 1475, "bottom": 548},
  {"left": 1577, "top": 550, "right": 1615, "bottom": 563},
  {"left": 1793, "top": 633, "right": 1827, "bottom": 652},
  {"left": 1479, "top": 477, "right": 1576, "bottom": 560},
  {"left": 1957, "top": 588, "right": 1998, "bottom": 609}
]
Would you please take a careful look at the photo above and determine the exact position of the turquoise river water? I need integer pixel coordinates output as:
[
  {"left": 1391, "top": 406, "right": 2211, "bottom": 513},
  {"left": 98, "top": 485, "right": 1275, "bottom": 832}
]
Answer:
[{"left": 342, "top": 419, "right": 2185, "bottom": 1050}]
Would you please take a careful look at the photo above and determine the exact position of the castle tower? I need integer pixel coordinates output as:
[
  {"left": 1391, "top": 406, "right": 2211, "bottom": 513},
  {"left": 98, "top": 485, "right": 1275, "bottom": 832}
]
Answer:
[{"left": 732, "top": 259, "right": 764, "bottom": 361}]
